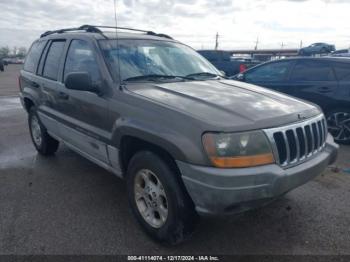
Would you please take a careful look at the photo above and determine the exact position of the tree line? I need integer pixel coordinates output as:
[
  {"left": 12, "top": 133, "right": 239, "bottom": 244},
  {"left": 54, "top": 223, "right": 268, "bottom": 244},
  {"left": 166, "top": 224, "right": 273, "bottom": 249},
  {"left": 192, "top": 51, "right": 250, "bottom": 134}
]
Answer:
[{"left": 0, "top": 46, "right": 27, "bottom": 59}]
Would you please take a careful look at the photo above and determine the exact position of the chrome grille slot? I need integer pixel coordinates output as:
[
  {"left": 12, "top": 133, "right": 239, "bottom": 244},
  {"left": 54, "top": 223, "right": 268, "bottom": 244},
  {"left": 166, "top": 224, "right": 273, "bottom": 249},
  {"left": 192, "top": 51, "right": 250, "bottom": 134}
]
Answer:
[{"left": 264, "top": 114, "right": 327, "bottom": 168}]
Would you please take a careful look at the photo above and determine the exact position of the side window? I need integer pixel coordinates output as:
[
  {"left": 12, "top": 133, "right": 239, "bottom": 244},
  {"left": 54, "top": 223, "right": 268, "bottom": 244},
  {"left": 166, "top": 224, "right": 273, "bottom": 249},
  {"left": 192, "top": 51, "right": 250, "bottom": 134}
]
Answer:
[
  {"left": 23, "top": 41, "right": 46, "bottom": 73},
  {"left": 43, "top": 40, "right": 66, "bottom": 81},
  {"left": 333, "top": 63, "right": 350, "bottom": 81},
  {"left": 245, "top": 61, "right": 291, "bottom": 82},
  {"left": 64, "top": 40, "right": 101, "bottom": 83},
  {"left": 290, "top": 61, "right": 335, "bottom": 81}
]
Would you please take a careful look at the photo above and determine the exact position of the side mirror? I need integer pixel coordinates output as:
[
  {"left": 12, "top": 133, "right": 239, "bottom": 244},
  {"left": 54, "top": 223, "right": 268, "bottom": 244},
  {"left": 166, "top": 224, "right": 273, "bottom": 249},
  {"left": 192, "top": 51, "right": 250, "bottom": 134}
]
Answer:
[
  {"left": 219, "top": 70, "right": 226, "bottom": 77},
  {"left": 236, "top": 73, "right": 245, "bottom": 81},
  {"left": 65, "top": 72, "right": 98, "bottom": 93}
]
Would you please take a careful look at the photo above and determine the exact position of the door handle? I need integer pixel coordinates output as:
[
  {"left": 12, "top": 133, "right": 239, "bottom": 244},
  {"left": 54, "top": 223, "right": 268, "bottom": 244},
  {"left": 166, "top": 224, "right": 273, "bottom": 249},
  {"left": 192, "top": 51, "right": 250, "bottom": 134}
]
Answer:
[
  {"left": 317, "top": 86, "right": 332, "bottom": 93},
  {"left": 58, "top": 91, "right": 69, "bottom": 100},
  {"left": 31, "top": 81, "right": 40, "bottom": 88}
]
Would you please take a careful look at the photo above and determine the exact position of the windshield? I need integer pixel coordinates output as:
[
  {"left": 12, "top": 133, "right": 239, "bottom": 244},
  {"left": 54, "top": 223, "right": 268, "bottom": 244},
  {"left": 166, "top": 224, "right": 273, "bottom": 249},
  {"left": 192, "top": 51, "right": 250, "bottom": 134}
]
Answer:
[{"left": 99, "top": 39, "right": 221, "bottom": 82}]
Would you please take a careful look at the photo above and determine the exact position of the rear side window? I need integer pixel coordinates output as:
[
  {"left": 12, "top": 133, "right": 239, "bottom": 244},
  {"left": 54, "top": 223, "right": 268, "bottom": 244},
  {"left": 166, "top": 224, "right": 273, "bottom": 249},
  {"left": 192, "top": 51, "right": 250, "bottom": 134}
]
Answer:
[
  {"left": 64, "top": 40, "right": 101, "bottom": 83},
  {"left": 333, "top": 62, "right": 350, "bottom": 81},
  {"left": 23, "top": 41, "right": 46, "bottom": 73},
  {"left": 245, "top": 61, "right": 291, "bottom": 82},
  {"left": 290, "top": 60, "right": 335, "bottom": 81},
  {"left": 43, "top": 40, "right": 66, "bottom": 81}
]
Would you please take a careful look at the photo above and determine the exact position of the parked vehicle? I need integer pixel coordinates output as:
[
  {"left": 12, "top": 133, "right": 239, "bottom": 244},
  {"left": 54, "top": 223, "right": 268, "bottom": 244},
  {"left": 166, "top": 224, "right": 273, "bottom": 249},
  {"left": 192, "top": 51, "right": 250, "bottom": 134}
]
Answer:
[
  {"left": 0, "top": 59, "right": 4, "bottom": 71},
  {"left": 299, "top": 43, "right": 335, "bottom": 56},
  {"left": 3, "top": 57, "right": 24, "bottom": 64},
  {"left": 233, "top": 57, "right": 350, "bottom": 144},
  {"left": 197, "top": 50, "right": 259, "bottom": 76},
  {"left": 331, "top": 49, "right": 350, "bottom": 57},
  {"left": 20, "top": 25, "right": 338, "bottom": 244}
]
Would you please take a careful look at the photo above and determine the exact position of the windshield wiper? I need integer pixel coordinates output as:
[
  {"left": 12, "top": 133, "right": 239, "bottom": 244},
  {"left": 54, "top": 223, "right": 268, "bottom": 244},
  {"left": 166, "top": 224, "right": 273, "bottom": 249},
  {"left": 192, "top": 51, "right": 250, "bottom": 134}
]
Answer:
[
  {"left": 185, "top": 72, "right": 225, "bottom": 79},
  {"left": 123, "top": 74, "right": 193, "bottom": 82}
]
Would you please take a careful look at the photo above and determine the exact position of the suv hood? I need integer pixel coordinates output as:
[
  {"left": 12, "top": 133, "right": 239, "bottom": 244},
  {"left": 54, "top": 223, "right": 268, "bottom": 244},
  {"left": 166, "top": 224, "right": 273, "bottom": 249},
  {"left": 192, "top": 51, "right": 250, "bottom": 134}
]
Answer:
[{"left": 126, "top": 79, "right": 320, "bottom": 131}]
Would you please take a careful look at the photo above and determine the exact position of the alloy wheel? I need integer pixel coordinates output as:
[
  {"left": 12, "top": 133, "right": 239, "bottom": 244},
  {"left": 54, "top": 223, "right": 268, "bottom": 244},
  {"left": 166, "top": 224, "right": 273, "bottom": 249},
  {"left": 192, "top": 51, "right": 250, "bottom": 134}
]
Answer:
[
  {"left": 327, "top": 112, "right": 350, "bottom": 143},
  {"left": 134, "top": 169, "right": 168, "bottom": 228}
]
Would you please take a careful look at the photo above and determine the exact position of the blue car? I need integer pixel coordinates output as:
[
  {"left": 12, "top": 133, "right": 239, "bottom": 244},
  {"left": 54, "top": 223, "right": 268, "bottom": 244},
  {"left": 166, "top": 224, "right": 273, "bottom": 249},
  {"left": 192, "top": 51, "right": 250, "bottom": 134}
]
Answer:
[{"left": 299, "top": 43, "right": 335, "bottom": 56}]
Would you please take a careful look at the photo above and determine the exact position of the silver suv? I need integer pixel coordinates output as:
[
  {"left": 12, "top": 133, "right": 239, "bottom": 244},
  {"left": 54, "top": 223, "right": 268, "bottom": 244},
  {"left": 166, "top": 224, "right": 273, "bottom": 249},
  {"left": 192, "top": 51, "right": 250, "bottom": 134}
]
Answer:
[{"left": 19, "top": 25, "right": 338, "bottom": 244}]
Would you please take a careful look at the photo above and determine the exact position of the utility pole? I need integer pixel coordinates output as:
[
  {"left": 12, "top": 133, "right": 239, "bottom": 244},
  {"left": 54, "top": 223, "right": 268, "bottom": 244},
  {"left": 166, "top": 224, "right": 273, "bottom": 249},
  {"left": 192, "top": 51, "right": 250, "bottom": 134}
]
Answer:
[
  {"left": 254, "top": 36, "right": 259, "bottom": 50},
  {"left": 300, "top": 40, "right": 303, "bottom": 49},
  {"left": 215, "top": 32, "right": 219, "bottom": 50},
  {"left": 280, "top": 42, "right": 285, "bottom": 49}
]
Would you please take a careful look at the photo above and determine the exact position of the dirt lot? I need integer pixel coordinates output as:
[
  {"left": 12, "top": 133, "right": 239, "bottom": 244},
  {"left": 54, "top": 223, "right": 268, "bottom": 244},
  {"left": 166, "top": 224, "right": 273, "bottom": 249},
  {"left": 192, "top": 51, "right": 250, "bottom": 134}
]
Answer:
[{"left": 0, "top": 65, "right": 349, "bottom": 255}]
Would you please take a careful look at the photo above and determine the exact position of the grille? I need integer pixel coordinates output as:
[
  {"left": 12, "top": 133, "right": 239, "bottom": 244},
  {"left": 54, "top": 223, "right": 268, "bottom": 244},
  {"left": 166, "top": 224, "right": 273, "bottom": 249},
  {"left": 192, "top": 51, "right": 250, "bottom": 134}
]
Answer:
[{"left": 264, "top": 114, "right": 328, "bottom": 168}]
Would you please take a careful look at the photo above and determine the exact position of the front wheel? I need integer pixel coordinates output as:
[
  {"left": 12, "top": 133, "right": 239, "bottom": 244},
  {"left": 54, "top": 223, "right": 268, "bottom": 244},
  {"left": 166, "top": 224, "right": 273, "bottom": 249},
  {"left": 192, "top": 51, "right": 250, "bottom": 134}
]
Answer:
[
  {"left": 28, "top": 107, "right": 60, "bottom": 155},
  {"left": 126, "top": 151, "right": 198, "bottom": 245},
  {"left": 326, "top": 110, "right": 350, "bottom": 144}
]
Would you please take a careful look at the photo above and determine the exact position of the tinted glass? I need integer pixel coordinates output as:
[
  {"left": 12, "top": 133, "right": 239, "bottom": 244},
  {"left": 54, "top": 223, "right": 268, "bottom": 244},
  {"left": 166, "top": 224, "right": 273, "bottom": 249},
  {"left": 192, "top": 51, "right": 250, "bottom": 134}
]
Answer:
[
  {"left": 334, "top": 62, "right": 350, "bottom": 81},
  {"left": 64, "top": 40, "right": 100, "bottom": 83},
  {"left": 43, "top": 41, "right": 66, "bottom": 81},
  {"left": 100, "top": 39, "right": 220, "bottom": 81},
  {"left": 245, "top": 61, "right": 290, "bottom": 82},
  {"left": 23, "top": 41, "right": 46, "bottom": 73},
  {"left": 290, "top": 60, "right": 335, "bottom": 81}
]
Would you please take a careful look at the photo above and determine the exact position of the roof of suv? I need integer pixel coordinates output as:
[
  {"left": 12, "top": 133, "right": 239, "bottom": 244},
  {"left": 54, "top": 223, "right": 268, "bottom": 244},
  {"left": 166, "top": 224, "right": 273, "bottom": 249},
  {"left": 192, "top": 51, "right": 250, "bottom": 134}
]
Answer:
[
  {"left": 41, "top": 31, "right": 178, "bottom": 42},
  {"left": 39, "top": 25, "right": 176, "bottom": 42}
]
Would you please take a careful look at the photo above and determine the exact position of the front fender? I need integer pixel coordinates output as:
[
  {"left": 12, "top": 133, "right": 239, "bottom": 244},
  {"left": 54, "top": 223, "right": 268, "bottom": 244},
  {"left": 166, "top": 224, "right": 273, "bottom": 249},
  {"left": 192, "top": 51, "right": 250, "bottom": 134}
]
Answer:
[{"left": 110, "top": 117, "right": 200, "bottom": 163}]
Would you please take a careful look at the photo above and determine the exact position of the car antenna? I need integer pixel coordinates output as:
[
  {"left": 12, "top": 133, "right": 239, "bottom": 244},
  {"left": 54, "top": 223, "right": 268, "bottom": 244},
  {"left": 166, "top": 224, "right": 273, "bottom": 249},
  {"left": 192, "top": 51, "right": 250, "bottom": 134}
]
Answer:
[{"left": 113, "top": 0, "right": 122, "bottom": 89}]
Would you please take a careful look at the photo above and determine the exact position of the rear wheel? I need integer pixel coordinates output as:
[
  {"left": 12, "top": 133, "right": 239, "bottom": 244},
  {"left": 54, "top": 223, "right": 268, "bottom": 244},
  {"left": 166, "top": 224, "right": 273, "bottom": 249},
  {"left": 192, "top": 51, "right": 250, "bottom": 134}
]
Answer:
[
  {"left": 326, "top": 110, "right": 350, "bottom": 144},
  {"left": 28, "top": 107, "right": 59, "bottom": 155},
  {"left": 126, "top": 151, "right": 198, "bottom": 245}
]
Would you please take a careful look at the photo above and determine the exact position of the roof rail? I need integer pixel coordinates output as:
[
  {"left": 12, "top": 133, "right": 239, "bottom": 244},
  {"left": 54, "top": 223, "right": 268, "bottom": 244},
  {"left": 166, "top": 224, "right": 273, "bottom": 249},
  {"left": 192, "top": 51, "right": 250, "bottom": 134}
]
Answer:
[
  {"left": 40, "top": 25, "right": 107, "bottom": 38},
  {"left": 87, "top": 25, "right": 173, "bottom": 39},
  {"left": 40, "top": 25, "right": 173, "bottom": 40}
]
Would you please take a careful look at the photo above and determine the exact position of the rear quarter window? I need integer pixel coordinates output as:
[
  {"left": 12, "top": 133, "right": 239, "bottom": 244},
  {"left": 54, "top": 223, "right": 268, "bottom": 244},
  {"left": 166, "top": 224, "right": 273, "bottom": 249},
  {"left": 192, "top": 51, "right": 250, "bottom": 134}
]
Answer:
[{"left": 23, "top": 41, "right": 46, "bottom": 73}]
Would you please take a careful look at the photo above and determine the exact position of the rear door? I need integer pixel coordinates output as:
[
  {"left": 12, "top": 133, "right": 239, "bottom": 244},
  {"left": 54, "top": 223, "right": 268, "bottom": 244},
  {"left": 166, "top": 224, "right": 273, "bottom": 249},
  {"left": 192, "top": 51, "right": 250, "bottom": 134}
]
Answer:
[
  {"left": 243, "top": 60, "right": 295, "bottom": 95},
  {"left": 57, "top": 39, "right": 111, "bottom": 163},
  {"left": 288, "top": 60, "right": 338, "bottom": 112},
  {"left": 36, "top": 39, "right": 67, "bottom": 138}
]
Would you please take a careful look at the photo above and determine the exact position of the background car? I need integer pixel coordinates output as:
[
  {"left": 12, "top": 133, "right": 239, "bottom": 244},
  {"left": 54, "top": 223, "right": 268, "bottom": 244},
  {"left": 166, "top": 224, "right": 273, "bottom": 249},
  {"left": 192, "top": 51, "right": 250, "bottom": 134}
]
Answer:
[
  {"left": 0, "top": 59, "right": 4, "bottom": 71},
  {"left": 233, "top": 57, "right": 350, "bottom": 144},
  {"left": 299, "top": 43, "right": 336, "bottom": 56},
  {"left": 197, "top": 50, "right": 259, "bottom": 76},
  {"left": 331, "top": 49, "right": 350, "bottom": 57}
]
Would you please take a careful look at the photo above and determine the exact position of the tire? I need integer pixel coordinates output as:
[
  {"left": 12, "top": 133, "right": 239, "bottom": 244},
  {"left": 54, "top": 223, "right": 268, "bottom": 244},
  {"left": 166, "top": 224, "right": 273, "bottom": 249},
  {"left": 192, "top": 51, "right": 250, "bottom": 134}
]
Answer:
[
  {"left": 126, "top": 151, "right": 198, "bottom": 245},
  {"left": 326, "top": 109, "right": 350, "bottom": 145},
  {"left": 28, "top": 107, "right": 59, "bottom": 155}
]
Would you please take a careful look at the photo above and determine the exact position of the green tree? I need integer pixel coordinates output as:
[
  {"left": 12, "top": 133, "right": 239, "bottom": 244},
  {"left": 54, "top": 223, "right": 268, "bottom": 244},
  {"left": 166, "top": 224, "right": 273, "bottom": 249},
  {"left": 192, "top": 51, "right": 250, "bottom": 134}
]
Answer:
[{"left": 0, "top": 46, "right": 10, "bottom": 58}]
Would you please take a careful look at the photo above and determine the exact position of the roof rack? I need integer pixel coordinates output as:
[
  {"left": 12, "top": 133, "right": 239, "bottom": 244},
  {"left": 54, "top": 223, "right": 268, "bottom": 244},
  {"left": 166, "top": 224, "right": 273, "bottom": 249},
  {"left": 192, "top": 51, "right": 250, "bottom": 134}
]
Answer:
[
  {"left": 87, "top": 25, "right": 173, "bottom": 39},
  {"left": 40, "top": 25, "right": 106, "bottom": 38},
  {"left": 40, "top": 25, "right": 173, "bottom": 39}
]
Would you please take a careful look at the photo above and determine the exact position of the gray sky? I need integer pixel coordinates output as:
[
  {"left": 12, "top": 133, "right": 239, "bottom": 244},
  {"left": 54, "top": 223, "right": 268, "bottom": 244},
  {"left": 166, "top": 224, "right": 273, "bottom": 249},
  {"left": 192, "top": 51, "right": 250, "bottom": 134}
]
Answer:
[{"left": 0, "top": 0, "right": 349, "bottom": 50}]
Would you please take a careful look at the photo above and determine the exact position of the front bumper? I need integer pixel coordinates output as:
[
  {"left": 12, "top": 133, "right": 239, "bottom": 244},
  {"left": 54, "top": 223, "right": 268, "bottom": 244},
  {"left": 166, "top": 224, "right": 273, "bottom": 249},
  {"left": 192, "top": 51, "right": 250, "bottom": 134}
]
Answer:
[{"left": 177, "top": 135, "right": 338, "bottom": 215}]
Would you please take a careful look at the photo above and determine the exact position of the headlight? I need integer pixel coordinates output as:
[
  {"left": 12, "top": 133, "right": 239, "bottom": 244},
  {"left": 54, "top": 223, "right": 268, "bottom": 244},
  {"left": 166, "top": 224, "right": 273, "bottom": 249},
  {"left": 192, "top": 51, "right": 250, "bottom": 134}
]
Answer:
[{"left": 202, "top": 130, "right": 275, "bottom": 168}]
